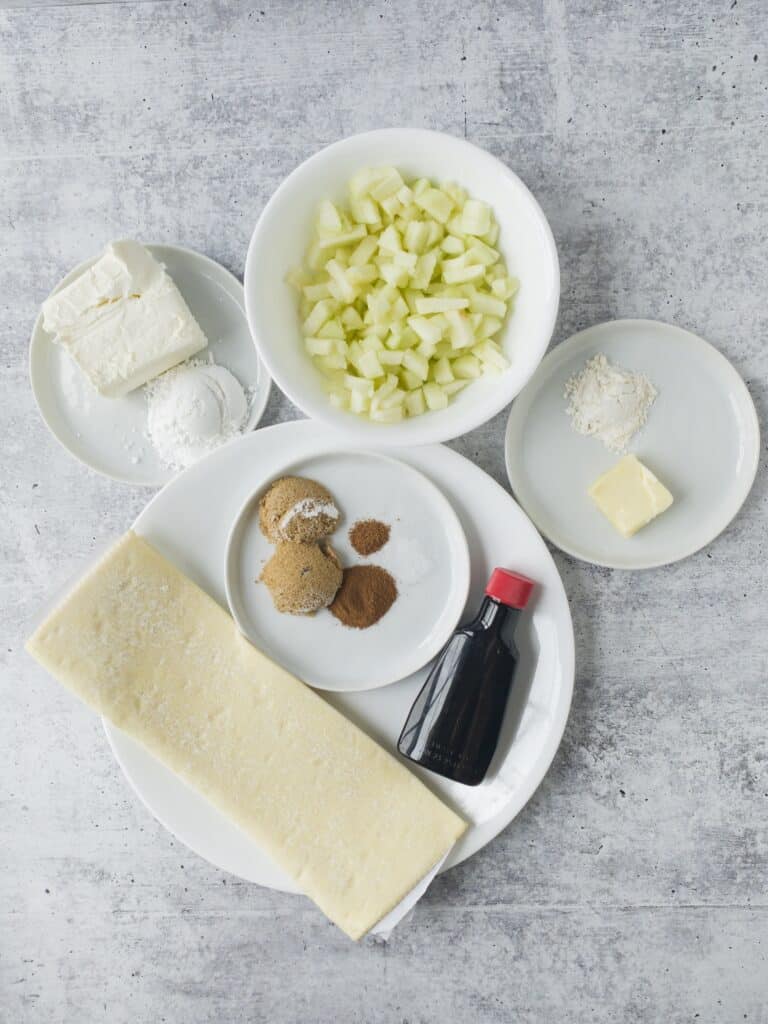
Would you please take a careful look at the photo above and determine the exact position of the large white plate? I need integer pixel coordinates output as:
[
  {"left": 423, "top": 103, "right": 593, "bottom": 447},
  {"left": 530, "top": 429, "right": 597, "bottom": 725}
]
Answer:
[
  {"left": 29, "top": 243, "right": 271, "bottom": 486},
  {"left": 104, "top": 421, "right": 574, "bottom": 892},
  {"left": 225, "top": 450, "right": 471, "bottom": 692},
  {"left": 505, "top": 319, "right": 760, "bottom": 569}
]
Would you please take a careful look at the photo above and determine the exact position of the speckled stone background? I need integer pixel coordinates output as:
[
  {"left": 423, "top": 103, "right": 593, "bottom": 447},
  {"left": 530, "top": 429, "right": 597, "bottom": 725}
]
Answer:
[{"left": 2, "top": 1, "right": 766, "bottom": 1021}]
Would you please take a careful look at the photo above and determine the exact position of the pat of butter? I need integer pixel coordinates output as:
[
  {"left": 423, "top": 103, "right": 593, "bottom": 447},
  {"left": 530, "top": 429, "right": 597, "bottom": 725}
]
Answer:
[
  {"left": 589, "top": 454, "right": 673, "bottom": 537},
  {"left": 42, "top": 240, "right": 207, "bottom": 397}
]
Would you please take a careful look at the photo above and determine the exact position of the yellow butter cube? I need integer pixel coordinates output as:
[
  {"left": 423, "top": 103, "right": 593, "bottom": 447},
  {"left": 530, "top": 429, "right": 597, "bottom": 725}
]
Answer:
[{"left": 589, "top": 455, "right": 673, "bottom": 538}]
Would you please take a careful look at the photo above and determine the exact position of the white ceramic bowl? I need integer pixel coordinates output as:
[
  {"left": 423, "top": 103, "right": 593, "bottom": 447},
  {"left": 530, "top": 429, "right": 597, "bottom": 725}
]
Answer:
[{"left": 244, "top": 129, "right": 559, "bottom": 445}]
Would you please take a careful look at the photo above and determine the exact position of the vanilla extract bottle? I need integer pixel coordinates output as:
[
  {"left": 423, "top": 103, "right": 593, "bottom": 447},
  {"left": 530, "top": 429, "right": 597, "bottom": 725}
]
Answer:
[{"left": 398, "top": 568, "right": 535, "bottom": 786}]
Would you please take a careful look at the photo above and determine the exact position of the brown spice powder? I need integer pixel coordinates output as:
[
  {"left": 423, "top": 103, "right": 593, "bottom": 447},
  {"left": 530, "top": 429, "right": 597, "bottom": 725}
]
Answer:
[
  {"left": 329, "top": 565, "right": 398, "bottom": 629},
  {"left": 349, "top": 519, "right": 390, "bottom": 556}
]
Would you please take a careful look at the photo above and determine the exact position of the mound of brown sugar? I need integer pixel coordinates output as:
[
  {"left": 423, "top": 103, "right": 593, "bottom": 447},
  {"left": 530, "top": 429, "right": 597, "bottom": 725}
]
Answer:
[
  {"left": 260, "top": 542, "right": 342, "bottom": 615},
  {"left": 329, "top": 565, "right": 398, "bottom": 629},
  {"left": 258, "top": 476, "right": 340, "bottom": 543}
]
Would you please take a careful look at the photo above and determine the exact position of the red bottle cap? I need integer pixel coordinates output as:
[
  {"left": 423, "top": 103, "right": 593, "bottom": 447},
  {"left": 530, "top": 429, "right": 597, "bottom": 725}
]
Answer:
[{"left": 485, "top": 568, "right": 535, "bottom": 609}]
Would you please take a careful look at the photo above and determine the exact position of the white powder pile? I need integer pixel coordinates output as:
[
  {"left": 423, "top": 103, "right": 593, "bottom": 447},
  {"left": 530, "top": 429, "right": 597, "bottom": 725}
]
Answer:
[
  {"left": 378, "top": 535, "right": 432, "bottom": 586},
  {"left": 564, "top": 353, "right": 657, "bottom": 452},
  {"left": 146, "top": 359, "right": 249, "bottom": 470}
]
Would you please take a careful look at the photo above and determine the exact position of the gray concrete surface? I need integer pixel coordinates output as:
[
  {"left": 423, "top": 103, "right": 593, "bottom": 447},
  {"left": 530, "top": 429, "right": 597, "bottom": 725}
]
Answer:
[{"left": 2, "top": 1, "right": 766, "bottom": 1021}]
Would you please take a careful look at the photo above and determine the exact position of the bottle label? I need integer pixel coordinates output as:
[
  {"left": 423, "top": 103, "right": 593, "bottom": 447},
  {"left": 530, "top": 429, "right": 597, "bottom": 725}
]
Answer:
[{"left": 422, "top": 739, "right": 475, "bottom": 770}]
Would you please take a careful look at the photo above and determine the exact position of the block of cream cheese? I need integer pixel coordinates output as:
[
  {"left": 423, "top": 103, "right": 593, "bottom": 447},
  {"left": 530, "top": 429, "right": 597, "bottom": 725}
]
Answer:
[
  {"left": 26, "top": 532, "right": 466, "bottom": 940},
  {"left": 41, "top": 241, "right": 207, "bottom": 397},
  {"left": 589, "top": 454, "right": 674, "bottom": 537}
]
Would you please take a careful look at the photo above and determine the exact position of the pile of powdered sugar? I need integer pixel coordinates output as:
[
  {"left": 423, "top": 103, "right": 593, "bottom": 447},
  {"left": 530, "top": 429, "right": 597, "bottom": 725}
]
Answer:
[
  {"left": 564, "top": 353, "right": 657, "bottom": 452},
  {"left": 145, "top": 358, "right": 249, "bottom": 470}
]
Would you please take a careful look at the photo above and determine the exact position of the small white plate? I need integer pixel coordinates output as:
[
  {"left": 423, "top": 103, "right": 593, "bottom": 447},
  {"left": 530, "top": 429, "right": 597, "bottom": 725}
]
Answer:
[
  {"left": 505, "top": 319, "right": 760, "bottom": 569},
  {"left": 29, "top": 243, "right": 271, "bottom": 486},
  {"left": 225, "top": 450, "right": 471, "bottom": 692}
]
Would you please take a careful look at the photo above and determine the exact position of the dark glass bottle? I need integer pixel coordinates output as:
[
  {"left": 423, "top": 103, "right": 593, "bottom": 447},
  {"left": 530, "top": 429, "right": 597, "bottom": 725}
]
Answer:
[{"left": 397, "top": 568, "right": 535, "bottom": 786}]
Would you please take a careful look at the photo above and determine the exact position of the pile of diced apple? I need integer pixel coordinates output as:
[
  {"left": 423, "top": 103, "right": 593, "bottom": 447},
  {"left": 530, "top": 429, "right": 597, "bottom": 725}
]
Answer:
[{"left": 287, "top": 167, "right": 518, "bottom": 422}]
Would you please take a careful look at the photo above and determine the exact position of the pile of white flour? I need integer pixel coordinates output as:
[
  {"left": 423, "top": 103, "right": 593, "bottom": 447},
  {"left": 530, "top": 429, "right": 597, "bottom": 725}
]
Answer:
[
  {"left": 564, "top": 353, "right": 657, "bottom": 452},
  {"left": 146, "top": 359, "right": 249, "bottom": 470}
]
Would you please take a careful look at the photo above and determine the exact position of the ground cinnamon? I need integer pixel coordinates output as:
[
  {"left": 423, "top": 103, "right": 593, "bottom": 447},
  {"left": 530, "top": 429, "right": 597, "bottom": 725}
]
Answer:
[
  {"left": 349, "top": 519, "right": 390, "bottom": 556},
  {"left": 329, "top": 565, "right": 398, "bottom": 629}
]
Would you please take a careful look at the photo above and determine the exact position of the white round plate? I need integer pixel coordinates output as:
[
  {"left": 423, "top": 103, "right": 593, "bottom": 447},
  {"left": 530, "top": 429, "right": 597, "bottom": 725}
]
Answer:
[
  {"left": 29, "top": 243, "right": 271, "bottom": 486},
  {"left": 244, "top": 128, "right": 559, "bottom": 446},
  {"left": 505, "top": 319, "right": 760, "bottom": 569},
  {"left": 103, "top": 421, "right": 574, "bottom": 892},
  {"left": 225, "top": 450, "right": 471, "bottom": 692}
]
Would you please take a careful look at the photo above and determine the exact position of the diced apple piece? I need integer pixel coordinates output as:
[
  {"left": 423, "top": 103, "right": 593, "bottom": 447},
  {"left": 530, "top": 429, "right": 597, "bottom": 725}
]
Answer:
[
  {"left": 341, "top": 306, "right": 364, "bottom": 330},
  {"left": 404, "top": 389, "right": 426, "bottom": 417},
  {"left": 441, "top": 235, "right": 465, "bottom": 256},
  {"left": 358, "top": 351, "right": 385, "bottom": 378},
  {"left": 317, "top": 319, "right": 345, "bottom": 340},
  {"left": 315, "top": 353, "right": 347, "bottom": 371},
  {"left": 452, "top": 354, "right": 482, "bottom": 379},
  {"left": 466, "top": 239, "right": 500, "bottom": 266},
  {"left": 305, "top": 337, "right": 333, "bottom": 356},
  {"left": 347, "top": 265, "right": 378, "bottom": 290},
  {"left": 317, "top": 199, "right": 343, "bottom": 234},
  {"left": 412, "top": 250, "right": 438, "bottom": 290},
  {"left": 302, "top": 282, "right": 331, "bottom": 302},
  {"left": 379, "top": 387, "right": 406, "bottom": 410},
  {"left": 467, "top": 290, "right": 507, "bottom": 317},
  {"left": 349, "top": 167, "right": 386, "bottom": 197},
  {"left": 425, "top": 220, "right": 444, "bottom": 247},
  {"left": 404, "top": 220, "right": 430, "bottom": 254},
  {"left": 350, "top": 388, "right": 370, "bottom": 414},
  {"left": 370, "top": 406, "right": 404, "bottom": 423},
  {"left": 407, "top": 316, "right": 443, "bottom": 345},
  {"left": 423, "top": 382, "right": 449, "bottom": 411},
  {"left": 414, "top": 188, "right": 454, "bottom": 224},
  {"left": 414, "top": 296, "right": 469, "bottom": 314},
  {"left": 303, "top": 299, "right": 335, "bottom": 335},
  {"left": 349, "top": 235, "right": 379, "bottom": 266},
  {"left": 369, "top": 168, "right": 405, "bottom": 202},
  {"left": 390, "top": 295, "right": 410, "bottom": 322},
  {"left": 402, "top": 349, "right": 430, "bottom": 381},
  {"left": 316, "top": 225, "right": 367, "bottom": 250},
  {"left": 473, "top": 340, "right": 509, "bottom": 371},
  {"left": 361, "top": 334, "right": 384, "bottom": 353},
  {"left": 445, "top": 309, "right": 475, "bottom": 349},
  {"left": 344, "top": 373, "right": 374, "bottom": 394},
  {"left": 400, "top": 369, "right": 423, "bottom": 392},
  {"left": 460, "top": 199, "right": 491, "bottom": 236},
  {"left": 433, "top": 357, "right": 454, "bottom": 385},
  {"left": 392, "top": 249, "right": 418, "bottom": 272},
  {"left": 350, "top": 195, "right": 380, "bottom": 225},
  {"left": 378, "top": 263, "right": 410, "bottom": 288},
  {"left": 476, "top": 315, "right": 504, "bottom": 340},
  {"left": 326, "top": 259, "right": 357, "bottom": 303},
  {"left": 443, "top": 183, "right": 468, "bottom": 206},
  {"left": 378, "top": 225, "right": 402, "bottom": 253},
  {"left": 442, "top": 262, "right": 485, "bottom": 284}
]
